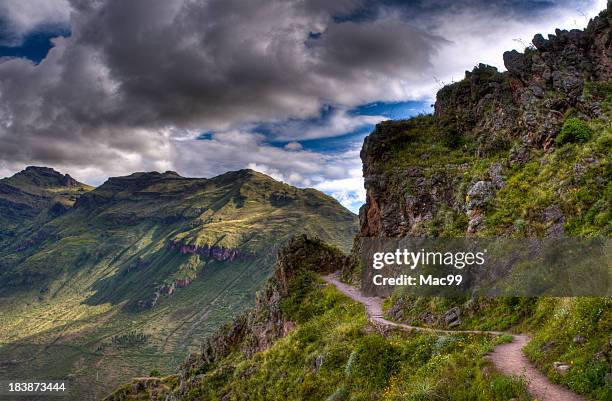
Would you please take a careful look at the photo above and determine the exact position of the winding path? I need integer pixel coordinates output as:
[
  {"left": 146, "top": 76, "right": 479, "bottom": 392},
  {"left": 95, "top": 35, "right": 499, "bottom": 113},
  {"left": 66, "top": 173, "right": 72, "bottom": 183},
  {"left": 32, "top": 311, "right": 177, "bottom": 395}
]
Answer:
[{"left": 323, "top": 273, "right": 586, "bottom": 401}]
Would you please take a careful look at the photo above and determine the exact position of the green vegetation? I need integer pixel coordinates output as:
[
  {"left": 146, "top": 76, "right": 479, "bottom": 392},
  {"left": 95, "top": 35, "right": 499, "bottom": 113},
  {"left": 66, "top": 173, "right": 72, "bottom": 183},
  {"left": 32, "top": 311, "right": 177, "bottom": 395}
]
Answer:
[
  {"left": 485, "top": 128, "right": 611, "bottom": 237},
  {"left": 524, "top": 298, "right": 612, "bottom": 401},
  {"left": 556, "top": 117, "right": 593, "bottom": 146},
  {"left": 0, "top": 169, "right": 357, "bottom": 400},
  {"left": 384, "top": 295, "right": 538, "bottom": 332},
  {"left": 111, "top": 331, "right": 150, "bottom": 348},
  {"left": 166, "top": 275, "right": 531, "bottom": 401}
]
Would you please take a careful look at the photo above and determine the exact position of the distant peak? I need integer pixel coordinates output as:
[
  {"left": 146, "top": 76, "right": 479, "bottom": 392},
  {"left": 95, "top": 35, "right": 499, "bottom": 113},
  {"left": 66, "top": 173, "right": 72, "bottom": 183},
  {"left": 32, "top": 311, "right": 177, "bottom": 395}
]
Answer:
[
  {"left": 210, "top": 169, "right": 274, "bottom": 184},
  {"left": 12, "top": 166, "right": 83, "bottom": 188},
  {"left": 24, "top": 166, "right": 62, "bottom": 174},
  {"left": 117, "top": 170, "right": 185, "bottom": 180}
]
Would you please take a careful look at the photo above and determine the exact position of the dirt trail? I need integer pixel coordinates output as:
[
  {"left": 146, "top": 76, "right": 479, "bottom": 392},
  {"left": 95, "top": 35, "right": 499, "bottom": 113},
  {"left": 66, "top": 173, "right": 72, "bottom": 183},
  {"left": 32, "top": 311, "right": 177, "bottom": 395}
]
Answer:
[{"left": 323, "top": 273, "right": 586, "bottom": 401}]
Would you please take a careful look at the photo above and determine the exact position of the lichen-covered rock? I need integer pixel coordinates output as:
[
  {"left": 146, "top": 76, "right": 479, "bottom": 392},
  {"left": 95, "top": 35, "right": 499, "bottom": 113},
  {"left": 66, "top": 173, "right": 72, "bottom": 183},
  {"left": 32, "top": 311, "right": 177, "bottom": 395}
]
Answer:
[
  {"left": 443, "top": 307, "right": 461, "bottom": 328},
  {"left": 464, "top": 180, "right": 494, "bottom": 234},
  {"left": 467, "top": 181, "right": 493, "bottom": 209},
  {"left": 542, "top": 204, "right": 566, "bottom": 237},
  {"left": 488, "top": 163, "right": 505, "bottom": 189},
  {"left": 553, "top": 361, "right": 572, "bottom": 375}
]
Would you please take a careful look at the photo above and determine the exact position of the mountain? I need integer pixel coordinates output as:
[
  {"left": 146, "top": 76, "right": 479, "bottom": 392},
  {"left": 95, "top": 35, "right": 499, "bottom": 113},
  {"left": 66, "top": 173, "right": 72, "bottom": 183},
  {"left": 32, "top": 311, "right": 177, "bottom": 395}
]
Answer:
[
  {"left": 0, "top": 166, "right": 93, "bottom": 243},
  {"left": 0, "top": 168, "right": 357, "bottom": 400},
  {"left": 355, "top": 7, "right": 611, "bottom": 399},
  {"left": 105, "top": 6, "right": 610, "bottom": 401}
]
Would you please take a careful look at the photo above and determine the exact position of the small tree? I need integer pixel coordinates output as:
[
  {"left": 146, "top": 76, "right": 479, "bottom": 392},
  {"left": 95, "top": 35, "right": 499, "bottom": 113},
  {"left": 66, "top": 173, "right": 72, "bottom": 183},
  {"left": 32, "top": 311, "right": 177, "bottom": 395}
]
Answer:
[{"left": 556, "top": 118, "right": 592, "bottom": 146}]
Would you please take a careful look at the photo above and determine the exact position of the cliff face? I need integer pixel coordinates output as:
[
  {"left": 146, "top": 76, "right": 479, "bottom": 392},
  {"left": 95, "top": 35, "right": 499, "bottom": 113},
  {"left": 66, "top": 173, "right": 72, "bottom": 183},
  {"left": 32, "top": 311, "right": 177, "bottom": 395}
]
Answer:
[
  {"left": 168, "top": 240, "right": 246, "bottom": 262},
  {"left": 356, "top": 10, "right": 611, "bottom": 399},
  {"left": 359, "top": 7, "right": 611, "bottom": 239}
]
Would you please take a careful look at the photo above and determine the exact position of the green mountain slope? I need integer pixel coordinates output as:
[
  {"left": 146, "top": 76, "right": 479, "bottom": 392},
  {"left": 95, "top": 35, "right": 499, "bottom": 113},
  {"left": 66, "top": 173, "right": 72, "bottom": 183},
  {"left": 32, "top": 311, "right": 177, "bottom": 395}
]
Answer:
[
  {"left": 0, "top": 169, "right": 357, "bottom": 400},
  {"left": 0, "top": 166, "right": 93, "bottom": 244}
]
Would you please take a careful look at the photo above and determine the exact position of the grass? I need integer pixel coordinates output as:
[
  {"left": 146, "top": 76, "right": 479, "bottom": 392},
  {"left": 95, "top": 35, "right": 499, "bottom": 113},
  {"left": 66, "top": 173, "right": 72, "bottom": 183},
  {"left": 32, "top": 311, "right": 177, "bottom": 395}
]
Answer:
[
  {"left": 383, "top": 295, "right": 538, "bottom": 331},
  {"left": 523, "top": 297, "right": 612, "bottom": 400},
  {"left": 173, "top": 277, "right": 532, "bottom": 401}
]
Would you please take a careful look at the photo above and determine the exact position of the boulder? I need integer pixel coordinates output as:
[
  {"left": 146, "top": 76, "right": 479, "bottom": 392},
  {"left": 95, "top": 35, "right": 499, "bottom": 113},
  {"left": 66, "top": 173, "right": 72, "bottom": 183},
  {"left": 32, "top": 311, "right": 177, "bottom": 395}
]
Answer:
[
  {"left": 532, "top": 33, "right": 548, "bottom": 50},
  {"left": 553, "top": 362, "right": 571, "bottom": 375},
  {"left": 488, "top": 163, "right": 505, "bottom": 189},
  {"left": 467, "top": 181, "right": 493, "bottom": 209},
  {"left": 443, "top": 307, "right": 461, "bottom": 328}
]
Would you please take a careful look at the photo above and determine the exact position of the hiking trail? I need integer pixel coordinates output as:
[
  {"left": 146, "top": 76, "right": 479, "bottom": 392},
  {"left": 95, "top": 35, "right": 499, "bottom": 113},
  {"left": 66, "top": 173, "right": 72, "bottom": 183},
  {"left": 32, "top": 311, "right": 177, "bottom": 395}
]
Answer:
[{"left": 323, "top": 273, "right": 586, "bottom": 401}]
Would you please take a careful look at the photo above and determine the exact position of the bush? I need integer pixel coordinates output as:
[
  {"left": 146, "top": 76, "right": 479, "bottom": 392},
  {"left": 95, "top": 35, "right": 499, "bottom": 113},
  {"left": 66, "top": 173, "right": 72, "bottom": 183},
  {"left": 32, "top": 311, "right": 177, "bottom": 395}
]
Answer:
[
  {"left": 556, "top": 118, "right": 592, "bottom": 146},
  {"left": 349, "top": 335, "right": 401, "bottom": 390},
  {"left": 437, "top": 115, "right": 464, "bottom": 148}
]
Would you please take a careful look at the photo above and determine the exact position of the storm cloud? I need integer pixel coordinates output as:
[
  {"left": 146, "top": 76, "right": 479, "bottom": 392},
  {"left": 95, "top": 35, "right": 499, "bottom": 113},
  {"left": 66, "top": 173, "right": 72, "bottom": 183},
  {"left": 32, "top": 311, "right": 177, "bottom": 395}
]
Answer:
[{"left": 0, "top": 0, "right": 606, "bottom": 210}]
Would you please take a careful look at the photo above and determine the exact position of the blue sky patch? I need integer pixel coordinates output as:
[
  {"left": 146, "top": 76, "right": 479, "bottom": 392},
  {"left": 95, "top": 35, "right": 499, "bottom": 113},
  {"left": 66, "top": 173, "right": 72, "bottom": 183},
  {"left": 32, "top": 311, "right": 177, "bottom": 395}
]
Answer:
[
  {"left": 262, "top": 100, "right": 431, "bottom": 153},
  {"left": 351, "top": 100, "right": 432, "bottom": 119},
  {"left": 197, "top": 132, "right": 214, "bottom": 140},
  {"left": 0, "top": 27, "right": 70, "bottom": 64}
]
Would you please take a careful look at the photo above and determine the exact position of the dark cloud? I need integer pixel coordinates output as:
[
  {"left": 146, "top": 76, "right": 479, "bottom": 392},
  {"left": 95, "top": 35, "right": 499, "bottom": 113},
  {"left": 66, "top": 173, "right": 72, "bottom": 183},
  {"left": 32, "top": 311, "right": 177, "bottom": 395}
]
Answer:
[
  {"left": 0, "top": 0, "right": 70, "bottom": 45},
  {"left": 0, "top": 0, "right": 446, "bottom": 169},
  {"left": 0, "top": 0, "right": 604, "bottom": 205}
]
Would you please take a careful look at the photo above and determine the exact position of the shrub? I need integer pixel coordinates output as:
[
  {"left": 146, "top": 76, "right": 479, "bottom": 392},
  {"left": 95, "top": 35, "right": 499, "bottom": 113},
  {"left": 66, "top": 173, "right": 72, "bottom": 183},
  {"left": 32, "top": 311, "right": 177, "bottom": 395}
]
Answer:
[
  {"left": 556, "top": 118, "right": 592, "bottom": 146},
  {"left": 349, "top": 335, "right": 400, "bottom": 389},
  {"left": 436, "top": 115, "right": 464, "bottom": 148}
]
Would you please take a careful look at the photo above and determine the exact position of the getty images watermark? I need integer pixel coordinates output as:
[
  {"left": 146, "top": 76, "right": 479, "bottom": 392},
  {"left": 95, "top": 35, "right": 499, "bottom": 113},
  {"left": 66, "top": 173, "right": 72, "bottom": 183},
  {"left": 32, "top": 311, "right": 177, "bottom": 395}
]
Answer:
[{"left": 360, "top": 237, "right": 611, "bottom": 297}]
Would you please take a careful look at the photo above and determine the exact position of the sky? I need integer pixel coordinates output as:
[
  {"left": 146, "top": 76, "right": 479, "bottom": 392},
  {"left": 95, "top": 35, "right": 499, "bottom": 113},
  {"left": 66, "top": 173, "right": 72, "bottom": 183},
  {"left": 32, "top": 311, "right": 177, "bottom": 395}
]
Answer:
[{"left": 0, "top": 0, "right": 607, "bottom": 212}]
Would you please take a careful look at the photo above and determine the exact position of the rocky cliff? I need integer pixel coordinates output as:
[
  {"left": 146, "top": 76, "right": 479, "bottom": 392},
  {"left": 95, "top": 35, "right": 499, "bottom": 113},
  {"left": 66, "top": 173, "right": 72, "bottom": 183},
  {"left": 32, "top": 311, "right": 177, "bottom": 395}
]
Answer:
[
  {"left": 359, "top": 6, "right": 610, "bottom": 239},
  {"left": 355, "top": 8, "right": 611, "bottom": 399}
]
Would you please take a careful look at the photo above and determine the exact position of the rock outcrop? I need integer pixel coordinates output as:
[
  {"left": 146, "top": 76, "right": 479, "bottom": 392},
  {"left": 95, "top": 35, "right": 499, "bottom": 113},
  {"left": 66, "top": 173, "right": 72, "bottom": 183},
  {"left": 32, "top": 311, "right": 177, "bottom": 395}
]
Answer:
[
  {"left": 359, "top": 7, "right": 610, "bottom": 239},
  {"left": 168, "top": 240, "right": 246, "bottom": 262},
  {"left": 135, "top": 278, "right": 194, "bottom": 310}
]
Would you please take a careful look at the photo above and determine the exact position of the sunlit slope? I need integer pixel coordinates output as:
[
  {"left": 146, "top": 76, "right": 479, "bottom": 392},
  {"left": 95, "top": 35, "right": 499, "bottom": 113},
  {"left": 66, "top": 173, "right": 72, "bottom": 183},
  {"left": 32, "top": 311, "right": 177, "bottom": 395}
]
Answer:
[{"left": 0, "top": 168, "right": 357, "bottom": 400}]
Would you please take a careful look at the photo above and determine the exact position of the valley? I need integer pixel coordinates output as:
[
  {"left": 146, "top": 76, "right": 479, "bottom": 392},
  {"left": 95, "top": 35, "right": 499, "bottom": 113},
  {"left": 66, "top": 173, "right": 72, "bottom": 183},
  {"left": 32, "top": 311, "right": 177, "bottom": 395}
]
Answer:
[{"left": 0, "top": 168, "right": 357, "bottom": 400}]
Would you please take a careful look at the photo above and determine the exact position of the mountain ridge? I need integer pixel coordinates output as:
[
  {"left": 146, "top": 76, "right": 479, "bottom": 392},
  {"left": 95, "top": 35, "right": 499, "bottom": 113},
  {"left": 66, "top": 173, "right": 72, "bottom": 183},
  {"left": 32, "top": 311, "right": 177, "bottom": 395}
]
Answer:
[
  {"left": 0, "top": 166, "right": 357, "bottom": 400},
  {"left": 0, "top": 166, "right": 93, "bottom": 242}
]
